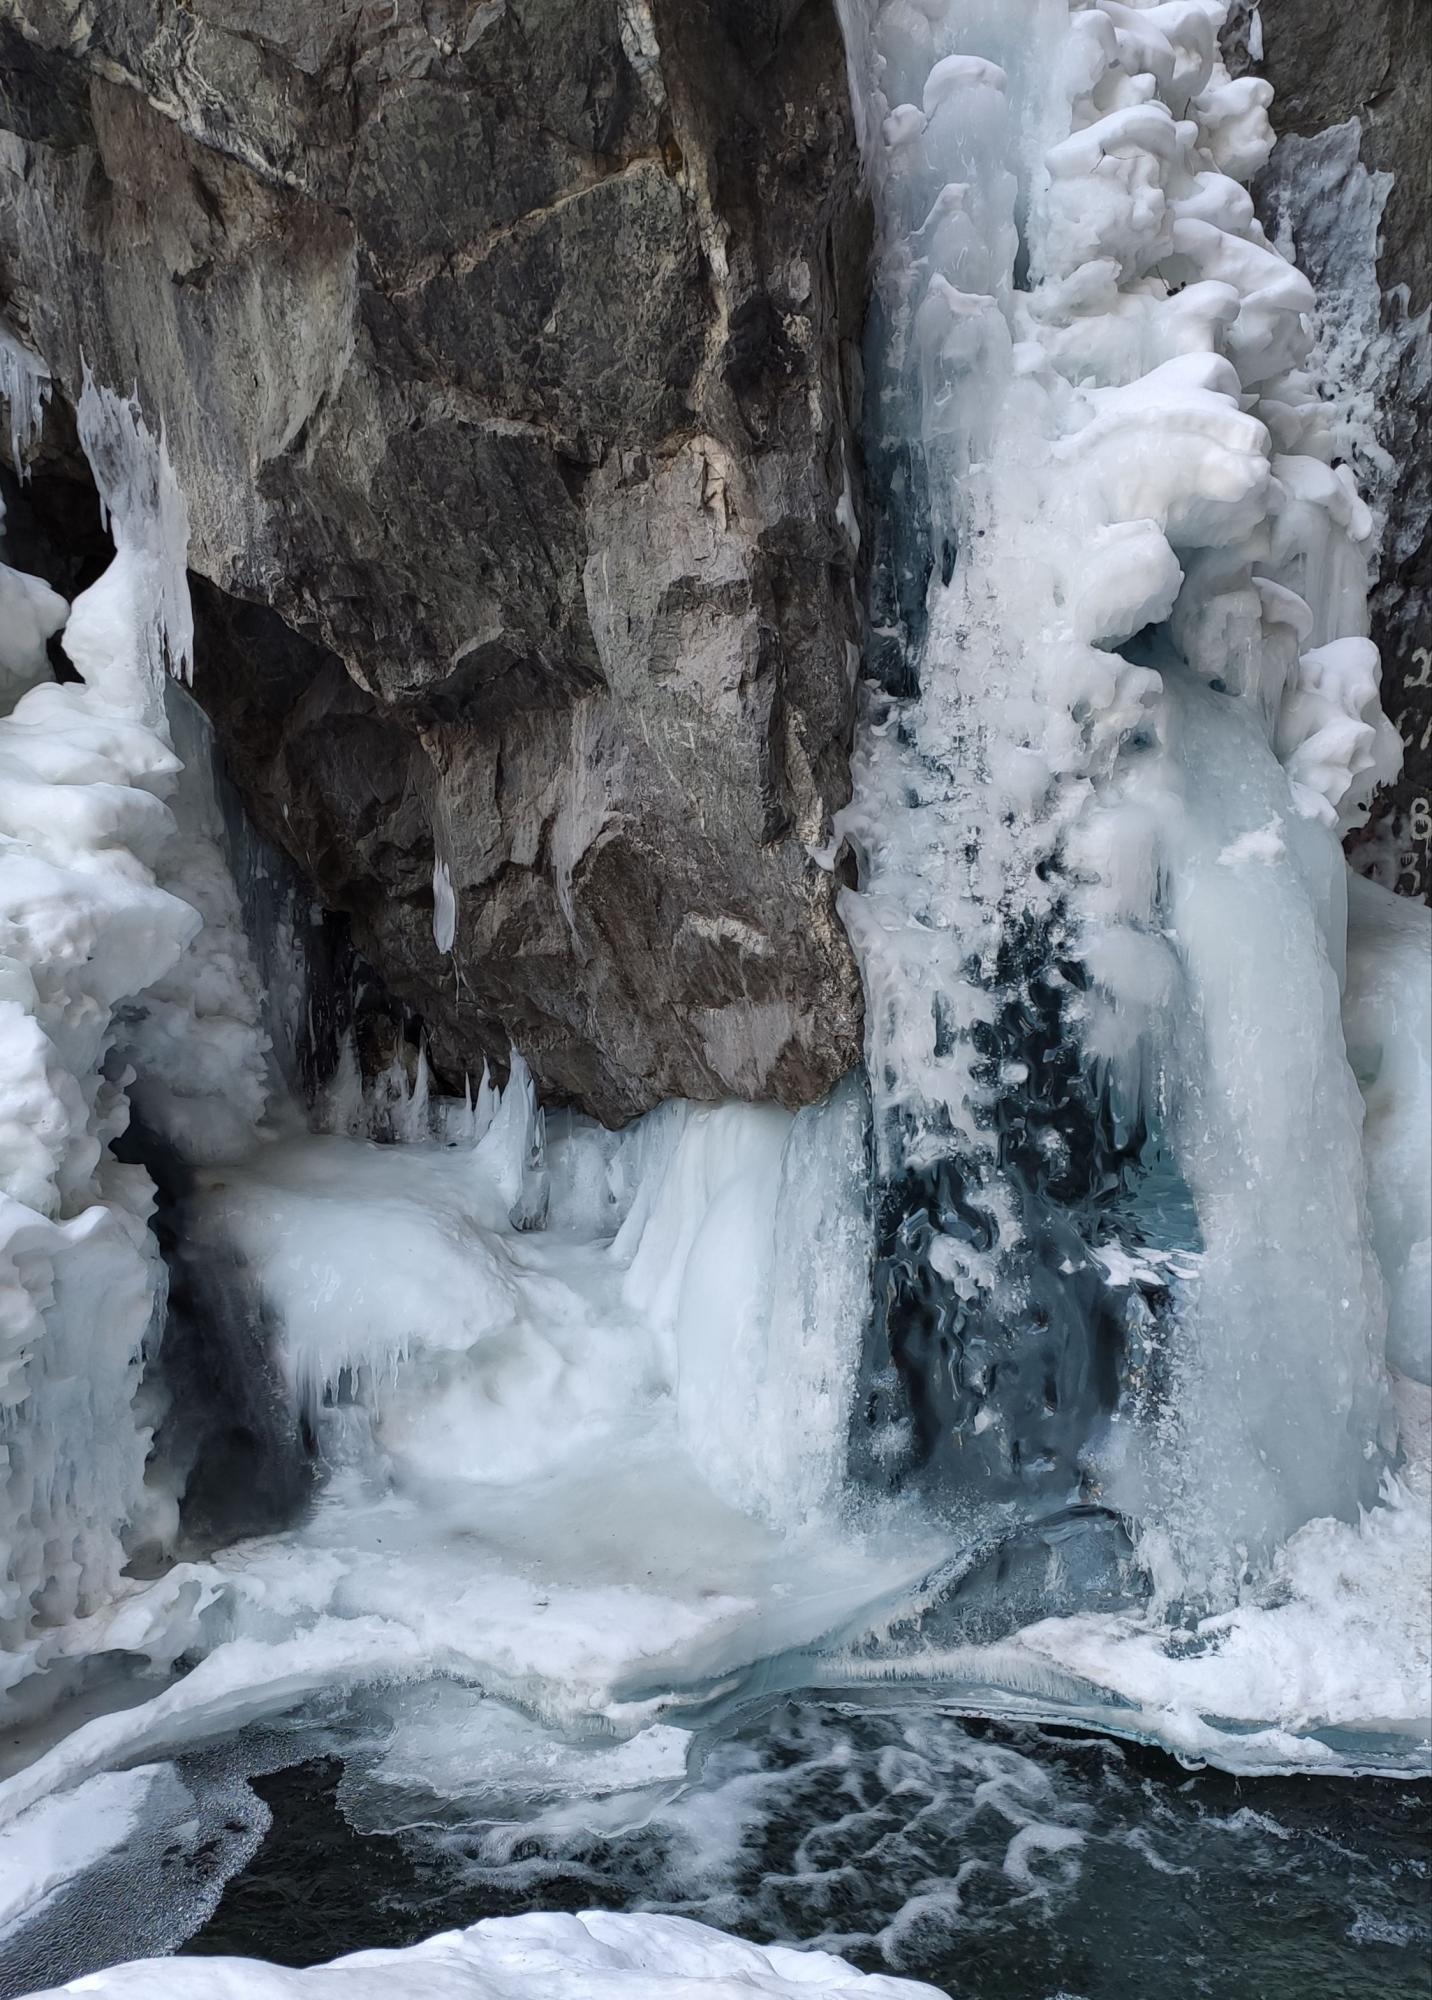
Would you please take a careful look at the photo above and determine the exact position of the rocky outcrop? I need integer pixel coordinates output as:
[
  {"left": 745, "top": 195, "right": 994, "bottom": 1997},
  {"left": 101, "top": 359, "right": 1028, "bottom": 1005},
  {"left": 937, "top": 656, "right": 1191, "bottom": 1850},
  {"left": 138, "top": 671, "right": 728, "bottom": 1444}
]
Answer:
[
  {"left": 0, "top": 0, "right": 868, "bottom": 1120},
  {"left": 1226, "top": 0, "right": 1431, "bottom": 900}
]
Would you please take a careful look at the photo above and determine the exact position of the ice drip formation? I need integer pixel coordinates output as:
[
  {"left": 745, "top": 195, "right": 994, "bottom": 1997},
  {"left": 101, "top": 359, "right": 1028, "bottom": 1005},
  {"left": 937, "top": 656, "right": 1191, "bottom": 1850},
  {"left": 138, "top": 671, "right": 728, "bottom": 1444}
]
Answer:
[{"left": 0, "top": 0, "right": 1429, "bottom": 1987}]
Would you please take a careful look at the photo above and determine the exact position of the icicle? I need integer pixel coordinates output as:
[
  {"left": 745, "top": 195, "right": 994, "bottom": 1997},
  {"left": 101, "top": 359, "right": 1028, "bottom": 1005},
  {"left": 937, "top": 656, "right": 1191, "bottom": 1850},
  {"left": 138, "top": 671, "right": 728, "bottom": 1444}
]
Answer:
[
  {"left": 0, "top": 319, "right": 49, "bottom": 475},
  {"left": 72, "top": 372, "right": 193, "bottom": 719},
  {"left": 432, "top": 855, "right": 457, "bottom": 956}
]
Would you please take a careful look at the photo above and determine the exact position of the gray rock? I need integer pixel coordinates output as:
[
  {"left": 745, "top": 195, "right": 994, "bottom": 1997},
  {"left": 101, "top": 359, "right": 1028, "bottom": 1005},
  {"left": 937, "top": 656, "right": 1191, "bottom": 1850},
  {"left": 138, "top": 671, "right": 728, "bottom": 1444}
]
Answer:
[{"left": 0, "top": 0, "right": 868, "bottom": 1120}]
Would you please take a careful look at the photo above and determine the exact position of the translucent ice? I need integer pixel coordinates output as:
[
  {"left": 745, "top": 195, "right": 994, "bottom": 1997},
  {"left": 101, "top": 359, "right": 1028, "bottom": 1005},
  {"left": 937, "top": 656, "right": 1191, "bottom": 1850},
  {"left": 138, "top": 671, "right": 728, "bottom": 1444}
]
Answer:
[
  {"left": 1343, "top": 875, "right": 1432, "bottom": 1385},
  {"left": 0, "top": 318, "right": 48, "bottom": 475},
  {"left": 0, "top": 20, "right": 1427, "bottom": 1959}
]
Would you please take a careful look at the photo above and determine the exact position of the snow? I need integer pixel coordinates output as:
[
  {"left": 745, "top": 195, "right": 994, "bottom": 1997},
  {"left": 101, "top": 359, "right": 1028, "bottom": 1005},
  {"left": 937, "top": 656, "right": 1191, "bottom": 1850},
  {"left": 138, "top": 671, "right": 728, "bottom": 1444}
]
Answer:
[
  {"left": 22, "top": 1911, "right": 943, "bottom": 1998},
  {"left": 0, "top": 1072, "right": 914, "bottom": 1837},
  {"left": 1, "top": 506, "right": 192, "bottom": 1652},
  {"left": 0, "top": 561, "right": 66, "bottom": 705}
]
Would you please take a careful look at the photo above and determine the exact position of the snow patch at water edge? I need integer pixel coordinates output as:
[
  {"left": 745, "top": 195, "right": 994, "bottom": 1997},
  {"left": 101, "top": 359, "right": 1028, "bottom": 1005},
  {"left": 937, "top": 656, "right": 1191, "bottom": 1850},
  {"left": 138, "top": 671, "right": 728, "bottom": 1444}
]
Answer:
[
  {"left": 21, "top": 1912, "right": 944, "bottom": 1999},
  {"left": 0, "top": 1767, "right": 160, "bottom": 1938}
]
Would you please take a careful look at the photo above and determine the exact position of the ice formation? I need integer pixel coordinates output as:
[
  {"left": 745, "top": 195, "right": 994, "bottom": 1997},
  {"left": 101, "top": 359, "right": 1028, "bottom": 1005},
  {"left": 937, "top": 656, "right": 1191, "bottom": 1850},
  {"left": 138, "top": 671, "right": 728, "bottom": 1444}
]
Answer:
[
  {"left": 0, "top": 374, "right": 269, "bottom": 1674},
  {"left": 432, "top": 855, "right": 458, "bottom": 956},
  {"left": 833, "top": 0, "right": 1411, "bottom": 1597},
  {"left": 0, "top": 320, "right": 48, "bottom": 486},
  {"left": 0, "top": 0, "right": 1430, "bottom": 1987},
  {"left": 1343, "top": 874, "right": 1432, "bottom": 1385}
]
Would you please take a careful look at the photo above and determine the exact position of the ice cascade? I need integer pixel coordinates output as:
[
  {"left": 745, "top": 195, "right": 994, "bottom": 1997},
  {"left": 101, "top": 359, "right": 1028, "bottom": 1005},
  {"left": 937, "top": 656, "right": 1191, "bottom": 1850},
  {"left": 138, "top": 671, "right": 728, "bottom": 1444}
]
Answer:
[
  {"left": 833, "top": 0, "right": 1411, "bottom": 1598},
  {"left": 0, "top": 374, "right": 269, "bottom": 1675}
]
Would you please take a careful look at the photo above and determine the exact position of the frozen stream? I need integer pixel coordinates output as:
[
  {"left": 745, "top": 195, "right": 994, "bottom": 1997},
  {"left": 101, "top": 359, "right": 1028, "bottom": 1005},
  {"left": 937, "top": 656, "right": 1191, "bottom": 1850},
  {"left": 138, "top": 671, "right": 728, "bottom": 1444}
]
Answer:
[{"left": 0, "top": 0, "right": 1429, "bottom": 1993}]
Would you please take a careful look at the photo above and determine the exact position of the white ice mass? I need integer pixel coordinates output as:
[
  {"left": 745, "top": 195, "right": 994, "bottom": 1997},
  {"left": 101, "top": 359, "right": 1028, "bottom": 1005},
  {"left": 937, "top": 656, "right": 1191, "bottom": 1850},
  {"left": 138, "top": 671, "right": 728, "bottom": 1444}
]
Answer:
[
  {"left": 0, "top": 0, "right": 1429, "bottom": 1993},
  {"left": 21, "top": 1912, "right": 944, "bottom": 1999}
]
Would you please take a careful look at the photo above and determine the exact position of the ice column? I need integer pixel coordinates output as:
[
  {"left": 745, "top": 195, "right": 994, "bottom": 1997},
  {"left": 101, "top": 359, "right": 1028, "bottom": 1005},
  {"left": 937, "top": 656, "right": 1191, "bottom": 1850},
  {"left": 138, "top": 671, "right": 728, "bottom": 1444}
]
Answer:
[
  {"left": 0, "top": 370, "right": 267, "bottom": 1671},
  {"left": 837, "top": 0, "right": 1400, "bottom": 1595}
]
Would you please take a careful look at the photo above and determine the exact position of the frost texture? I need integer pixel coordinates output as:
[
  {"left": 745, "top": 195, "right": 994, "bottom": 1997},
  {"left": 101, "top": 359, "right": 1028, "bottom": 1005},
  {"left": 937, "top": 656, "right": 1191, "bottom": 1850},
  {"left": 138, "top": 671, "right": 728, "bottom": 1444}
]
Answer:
[
  {"left": 1261, "top": 118, "right": 1430, "bottom": 577},
  {"left": 835, "top": 0, "right": 1405, "bottom": 1594}
]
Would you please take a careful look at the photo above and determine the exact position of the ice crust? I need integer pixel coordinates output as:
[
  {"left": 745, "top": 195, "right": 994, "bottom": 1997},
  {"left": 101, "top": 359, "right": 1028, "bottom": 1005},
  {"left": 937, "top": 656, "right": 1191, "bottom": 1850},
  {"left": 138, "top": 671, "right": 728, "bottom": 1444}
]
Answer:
[
  {"left": 21, "top": 1911, "right": 944, "bottom": 1998},
  {"left": 0, "top": 1766, "right": 160, "bottom": 1936}
]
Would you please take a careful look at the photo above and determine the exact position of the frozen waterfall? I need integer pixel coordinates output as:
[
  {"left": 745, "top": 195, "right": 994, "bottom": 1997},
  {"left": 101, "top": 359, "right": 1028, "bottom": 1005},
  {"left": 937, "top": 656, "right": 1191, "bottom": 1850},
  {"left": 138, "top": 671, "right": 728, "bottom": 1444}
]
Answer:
[
  {"left": 0, "top": 0, "right": 1429, "bottom": 1988},
  {"left": 833, "top": 0, "right": 1413, "bottom": 1599}
]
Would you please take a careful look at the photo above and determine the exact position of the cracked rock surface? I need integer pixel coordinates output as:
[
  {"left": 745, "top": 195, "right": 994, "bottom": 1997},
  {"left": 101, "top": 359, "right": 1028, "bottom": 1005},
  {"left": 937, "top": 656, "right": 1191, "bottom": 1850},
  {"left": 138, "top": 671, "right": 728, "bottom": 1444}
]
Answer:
[{"left": 0, "top": 0, "right": 867, "bottom": 1119}]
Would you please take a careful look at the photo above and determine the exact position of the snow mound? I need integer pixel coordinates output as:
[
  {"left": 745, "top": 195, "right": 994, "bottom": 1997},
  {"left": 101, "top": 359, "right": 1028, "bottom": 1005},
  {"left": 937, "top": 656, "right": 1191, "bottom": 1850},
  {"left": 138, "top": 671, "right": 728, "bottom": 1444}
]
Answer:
[{"left": 22, "top": 1911, "right": 942, "bottom": 1998}]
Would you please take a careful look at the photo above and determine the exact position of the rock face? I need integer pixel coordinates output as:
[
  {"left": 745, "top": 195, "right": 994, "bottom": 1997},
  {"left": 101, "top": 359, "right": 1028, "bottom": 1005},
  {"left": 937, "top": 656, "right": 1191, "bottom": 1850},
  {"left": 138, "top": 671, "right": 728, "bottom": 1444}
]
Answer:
[
  {"left": 0, "top": 0, "right": 868, "bottom": 1121},
  {"left": 1225, "top": 0, "right": 1431, "bottom": 900}
]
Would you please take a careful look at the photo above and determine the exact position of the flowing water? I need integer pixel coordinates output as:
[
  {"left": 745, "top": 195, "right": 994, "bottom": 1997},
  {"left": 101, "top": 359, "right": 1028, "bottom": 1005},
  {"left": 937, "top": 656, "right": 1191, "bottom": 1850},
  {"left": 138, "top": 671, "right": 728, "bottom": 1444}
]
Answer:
[{"left": 2, "top": 1691, "right": 1426, "bottom": 1998}]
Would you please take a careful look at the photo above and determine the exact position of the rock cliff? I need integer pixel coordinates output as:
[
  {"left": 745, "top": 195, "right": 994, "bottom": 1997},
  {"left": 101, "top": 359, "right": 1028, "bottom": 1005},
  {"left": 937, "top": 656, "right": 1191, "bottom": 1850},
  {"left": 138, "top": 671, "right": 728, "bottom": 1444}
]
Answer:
[{"left": 0, "top": 0, "right": 867, "bottom": 1120}]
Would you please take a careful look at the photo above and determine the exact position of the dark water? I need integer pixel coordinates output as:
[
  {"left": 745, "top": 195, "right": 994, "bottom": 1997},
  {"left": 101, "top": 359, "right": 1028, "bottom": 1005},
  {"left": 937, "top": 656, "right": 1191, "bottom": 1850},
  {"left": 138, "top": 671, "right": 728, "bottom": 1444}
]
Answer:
[{"left": 163, "top": 1696, "right": 1432, "bottom": 2000}]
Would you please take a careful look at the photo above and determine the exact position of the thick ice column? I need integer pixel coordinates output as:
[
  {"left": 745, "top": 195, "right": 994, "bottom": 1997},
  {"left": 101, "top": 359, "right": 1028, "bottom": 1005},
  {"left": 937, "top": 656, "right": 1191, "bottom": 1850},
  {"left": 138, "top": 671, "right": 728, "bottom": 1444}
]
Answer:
[
  {"left": 837, "top": 0, "right": 1402, "bottom": 1595},
  {"left": 0, "top": 370, "right": 270, "bottom": 1670},
  {"left": 0, "top": 397, "right": 193, "bottom": 1657}
]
